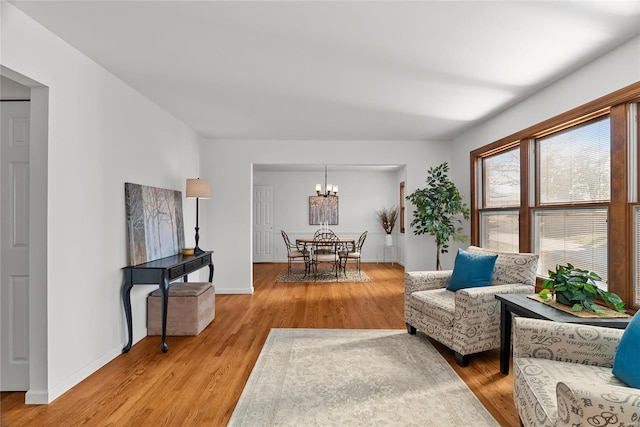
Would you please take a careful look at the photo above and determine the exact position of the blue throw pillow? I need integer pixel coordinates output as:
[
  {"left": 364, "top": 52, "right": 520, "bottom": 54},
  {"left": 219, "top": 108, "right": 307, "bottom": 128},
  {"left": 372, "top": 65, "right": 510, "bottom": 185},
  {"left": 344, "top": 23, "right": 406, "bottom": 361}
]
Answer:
[
  {"left": 446, "top": 249, "right": 498, "bottom": 292},
  {"left": 613, "top": 313, "right": 640, "bottom": 388}
]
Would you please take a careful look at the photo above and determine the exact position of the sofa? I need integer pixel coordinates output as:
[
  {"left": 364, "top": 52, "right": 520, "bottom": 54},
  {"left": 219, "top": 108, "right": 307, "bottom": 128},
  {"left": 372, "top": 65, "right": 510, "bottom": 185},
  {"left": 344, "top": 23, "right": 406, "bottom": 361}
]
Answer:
[
  {"left": 513, "top": 317, "right": 640, "bottom": 427},
  {"left": 404, "top": 246, "right": 539, "bottom": 366}
]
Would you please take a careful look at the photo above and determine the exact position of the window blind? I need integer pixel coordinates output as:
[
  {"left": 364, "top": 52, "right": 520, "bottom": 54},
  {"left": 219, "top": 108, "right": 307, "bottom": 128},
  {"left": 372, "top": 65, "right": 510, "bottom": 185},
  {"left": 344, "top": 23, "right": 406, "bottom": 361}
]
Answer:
[
  {"left": 483, "top": 148, "right": 520, "bottom": 208},
  {"left": 538, "top": 117, "right": 610, "bottom": 204},
  {"left": 481, "top": 211, "right": 519, "bottom": 253},
  {"left": 534, "top": 208, "right": 608, "bottom": 284}
]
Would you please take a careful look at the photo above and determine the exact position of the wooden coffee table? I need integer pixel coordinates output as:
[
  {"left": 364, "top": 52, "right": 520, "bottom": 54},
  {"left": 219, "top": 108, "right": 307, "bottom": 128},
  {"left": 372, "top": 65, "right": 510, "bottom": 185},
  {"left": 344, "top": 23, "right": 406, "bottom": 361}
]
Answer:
[{"left": 495, "top": 293, "right": 631, "bottom": 375}]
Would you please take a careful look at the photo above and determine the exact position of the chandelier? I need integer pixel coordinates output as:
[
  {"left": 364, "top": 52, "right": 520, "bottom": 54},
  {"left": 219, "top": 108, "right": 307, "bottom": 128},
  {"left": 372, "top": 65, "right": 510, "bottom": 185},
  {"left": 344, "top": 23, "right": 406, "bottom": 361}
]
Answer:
[{"left": 315, "top": 165, "right": 338, "bottom": 197}]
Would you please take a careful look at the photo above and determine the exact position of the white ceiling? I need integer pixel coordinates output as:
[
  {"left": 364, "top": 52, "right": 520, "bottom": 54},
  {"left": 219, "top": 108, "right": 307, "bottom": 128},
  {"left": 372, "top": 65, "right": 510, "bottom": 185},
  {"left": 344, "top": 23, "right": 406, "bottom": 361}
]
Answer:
[{"left": 8, "top": 1, "right": 640, "bottom": 141}]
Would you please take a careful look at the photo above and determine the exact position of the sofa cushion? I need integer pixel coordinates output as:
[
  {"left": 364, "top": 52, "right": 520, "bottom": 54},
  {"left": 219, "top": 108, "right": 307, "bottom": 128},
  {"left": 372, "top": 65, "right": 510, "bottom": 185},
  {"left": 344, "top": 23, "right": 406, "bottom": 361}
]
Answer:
[
  {"left": 447, "top": 249, "right": 497, "bottom": 291},
  {"left": 466, "top": 246, "right": 538, "bottom": 287},
  {"left": 514, "top": 357, "right": 625, "bottom": 427},
  {"left": 408, "top": 288, "right": 456, "bottom": 327},
  {"left": 613, "top": 313, "right": 640, "bottom": 388}
]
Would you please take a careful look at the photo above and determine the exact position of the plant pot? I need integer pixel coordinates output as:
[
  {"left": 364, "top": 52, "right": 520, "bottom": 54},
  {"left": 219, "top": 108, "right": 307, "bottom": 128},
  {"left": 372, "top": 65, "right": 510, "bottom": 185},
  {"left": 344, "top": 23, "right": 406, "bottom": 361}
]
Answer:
[{"left": 384, "top": 234, "right": 393, "bottom": 247}]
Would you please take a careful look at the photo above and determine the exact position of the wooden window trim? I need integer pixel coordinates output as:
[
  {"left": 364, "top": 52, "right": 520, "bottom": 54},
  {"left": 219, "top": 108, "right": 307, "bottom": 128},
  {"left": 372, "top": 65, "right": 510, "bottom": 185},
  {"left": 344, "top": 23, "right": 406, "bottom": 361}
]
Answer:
[
  {"left": 471, "top": 82, "right": 640, "bottom": 158},
  {"left": 400, "top": 181, "right": 405, "bottom": 234}
]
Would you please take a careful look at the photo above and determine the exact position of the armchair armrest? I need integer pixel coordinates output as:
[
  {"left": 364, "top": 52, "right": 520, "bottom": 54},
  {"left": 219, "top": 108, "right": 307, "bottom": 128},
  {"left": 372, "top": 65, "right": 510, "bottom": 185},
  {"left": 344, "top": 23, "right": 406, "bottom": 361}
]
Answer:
[
  {"left": 404, "top": 270, "right": 452, "bottom": 294},
  {"left": 513, "top": 317, "right": 623, "bottom": 367},
  {"left": 452, "top": 284, "right": 532, "bottom": 340},
  {"left": 556, "top": 381, "right": 640, "bottom": 427},
  {"left": 457, "top": 283, "right": 533, "bottom": 302}
]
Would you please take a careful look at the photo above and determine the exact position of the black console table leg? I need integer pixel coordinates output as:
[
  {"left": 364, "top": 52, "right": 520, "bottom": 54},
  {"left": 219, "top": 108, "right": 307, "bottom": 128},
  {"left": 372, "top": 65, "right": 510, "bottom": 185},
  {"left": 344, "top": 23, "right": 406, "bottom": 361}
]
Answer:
[
  {"left": 160, "top": 276, "right": 169, "bottom": 353},
  {"left": 121, "top": 273, "right": 134, "bottom": 353},
  {"left": 208, "top": 263, "right": 214, "bottom": 282}
]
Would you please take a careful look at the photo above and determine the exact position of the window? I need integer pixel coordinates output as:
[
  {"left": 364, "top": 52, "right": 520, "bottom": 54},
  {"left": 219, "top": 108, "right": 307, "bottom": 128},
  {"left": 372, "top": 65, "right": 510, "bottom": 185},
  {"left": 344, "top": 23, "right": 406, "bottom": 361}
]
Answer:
[
  {"left": 471, "top": 83, "right": 640, "bottom": 309},
  {"left": 481, "top": 212, "right": 519, "bottom": 253},
  {"left": 534, "top": 117, "right": 610, "bottom": 283},
  {"left": 534, "top": 208, "right": 608, "bottom": 281},
  {"left": 484, "top": 149, "right": 520, "bottom": 208},
  {"left": 538, "top": 118, "right": 610, "bottom": 205},
  {"left": 634, "top": 205, "right": 640, "bottom": 306},
  {"left": 479, "top": 148, "right": 520, "bottom": 252}
]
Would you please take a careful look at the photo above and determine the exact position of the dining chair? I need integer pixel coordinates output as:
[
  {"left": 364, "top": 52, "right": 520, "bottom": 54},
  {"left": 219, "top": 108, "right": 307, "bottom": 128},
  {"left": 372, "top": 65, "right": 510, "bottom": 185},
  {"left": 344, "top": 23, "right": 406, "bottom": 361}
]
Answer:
[
  {"left": 339, "top": 231, "right": 367, "bottom": 276},
  {"left": 310, "top": 230, "right": 340, "bottom": 280},
  {"left": 281, "top": 230, "right": 308, "bottom": 274}
]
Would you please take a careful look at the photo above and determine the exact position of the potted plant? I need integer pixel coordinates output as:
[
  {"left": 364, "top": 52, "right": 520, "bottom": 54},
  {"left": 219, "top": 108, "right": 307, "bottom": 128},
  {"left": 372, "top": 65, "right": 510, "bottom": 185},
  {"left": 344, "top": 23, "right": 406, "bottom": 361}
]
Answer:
[
  {"left": 376, "top": 206, "right": 398, "bottom": 247},
  {"left": 406, "top": 162, "right": 470, "bottom": 270},
  {"left": 539, "top": 263, "right": 626, "bottom": 314}
]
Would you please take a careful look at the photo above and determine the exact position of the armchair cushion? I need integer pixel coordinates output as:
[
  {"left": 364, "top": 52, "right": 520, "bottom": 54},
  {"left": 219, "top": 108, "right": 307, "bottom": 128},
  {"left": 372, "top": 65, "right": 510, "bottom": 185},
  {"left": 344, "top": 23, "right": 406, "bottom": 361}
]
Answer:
[
  {"left": 408, "top": 289, "right": 455, "bottom": 327},
  {"left": 612, "top": 313, "right": 640, "bottom": 388},
  {"left": 446, "top": 248, "right": 498, "bottom": 291}
]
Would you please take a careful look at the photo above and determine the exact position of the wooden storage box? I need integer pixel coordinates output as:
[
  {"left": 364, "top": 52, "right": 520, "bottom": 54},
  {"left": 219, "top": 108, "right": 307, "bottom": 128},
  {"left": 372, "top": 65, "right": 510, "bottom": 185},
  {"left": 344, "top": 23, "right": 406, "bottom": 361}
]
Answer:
[{"left": 147, "top": 282, "right": 215, "bottom": 336}]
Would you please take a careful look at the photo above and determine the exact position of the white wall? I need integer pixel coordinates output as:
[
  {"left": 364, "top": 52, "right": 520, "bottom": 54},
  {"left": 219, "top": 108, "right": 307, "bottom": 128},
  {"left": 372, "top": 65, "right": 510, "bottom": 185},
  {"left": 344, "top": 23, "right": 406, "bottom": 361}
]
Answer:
[
  {"left": 450, "top": 35, "right": 640, "bottom": 217},
  {"left": 200, "top": 140, "right": 450, "bottom": 294},
  {"left": 0, "top": 75, "right": 31, "bottom": 99},
  {"left": 1, "top": 3, "right": 204, "bottom": 403},
  {"left": 254, "top": 167, "right": 402, "bottom": 263}
]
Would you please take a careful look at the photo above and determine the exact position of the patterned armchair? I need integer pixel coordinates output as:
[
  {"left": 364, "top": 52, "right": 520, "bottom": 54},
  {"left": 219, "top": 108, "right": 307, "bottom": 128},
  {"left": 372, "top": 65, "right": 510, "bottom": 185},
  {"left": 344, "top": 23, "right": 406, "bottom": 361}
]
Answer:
[
  {"left": 404, "top": 246, "right": 538, "bottom": 366},
  {"left": 513, "top": 317, "right": 640, "bottom": 427}
]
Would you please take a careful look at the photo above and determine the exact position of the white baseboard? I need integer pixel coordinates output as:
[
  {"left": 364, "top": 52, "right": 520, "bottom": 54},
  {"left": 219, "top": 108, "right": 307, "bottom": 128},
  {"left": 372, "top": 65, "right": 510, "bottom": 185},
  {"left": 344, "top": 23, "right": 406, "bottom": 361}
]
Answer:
[
  {"left": 25, "top": 389, "right": 49, "bottom": 405},
  {"left": 37, "top": 345, "right": 122, "bottom": 404},
  {"left": 215, "top": 286, "right": 254, "bottom": 294}
]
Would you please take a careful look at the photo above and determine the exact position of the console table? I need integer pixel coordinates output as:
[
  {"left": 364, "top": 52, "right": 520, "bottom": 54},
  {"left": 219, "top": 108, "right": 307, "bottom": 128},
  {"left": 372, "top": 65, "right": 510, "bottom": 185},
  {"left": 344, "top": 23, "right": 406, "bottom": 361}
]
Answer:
[
  {"left": 495, "top": 293, "right": 630, "bottom": 375},
  {"left": 121, "top": 251, "right": 214, "bottom": 353}
]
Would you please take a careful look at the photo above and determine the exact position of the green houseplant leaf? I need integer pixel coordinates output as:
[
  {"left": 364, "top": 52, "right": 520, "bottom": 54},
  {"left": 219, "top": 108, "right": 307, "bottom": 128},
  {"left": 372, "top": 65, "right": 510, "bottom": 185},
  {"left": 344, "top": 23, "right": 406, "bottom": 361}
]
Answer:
[
  {"left": 539, "top": 263, "right": 626, "bottom": 314},
  {"left": 405, "top": 162, "right": 470, "bottom": 270}
]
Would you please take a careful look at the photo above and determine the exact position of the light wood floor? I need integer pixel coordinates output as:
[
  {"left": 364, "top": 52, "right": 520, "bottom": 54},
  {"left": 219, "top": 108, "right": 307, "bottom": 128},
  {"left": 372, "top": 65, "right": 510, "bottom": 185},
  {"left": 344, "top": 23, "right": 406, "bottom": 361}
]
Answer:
[{"left": 0, "top": 263, "right": 519, "bottom": 426}]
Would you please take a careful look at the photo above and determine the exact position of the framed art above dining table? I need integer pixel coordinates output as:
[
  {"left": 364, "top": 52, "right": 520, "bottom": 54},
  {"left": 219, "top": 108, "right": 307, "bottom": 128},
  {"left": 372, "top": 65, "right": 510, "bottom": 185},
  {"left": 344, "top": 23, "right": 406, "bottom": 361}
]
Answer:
[{"left": 309, "top": 196, "right": 338, "bottom": 225}]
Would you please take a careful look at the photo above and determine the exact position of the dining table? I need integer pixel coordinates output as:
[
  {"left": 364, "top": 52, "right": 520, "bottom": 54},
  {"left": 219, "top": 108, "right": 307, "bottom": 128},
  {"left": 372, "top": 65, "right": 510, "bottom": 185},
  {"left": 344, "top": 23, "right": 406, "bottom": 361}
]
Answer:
[
  {"left": 295, "top": 237, "right": 356, "bottom": 250},
  {"left": 295, "top": 236, "right": 356, "bottom": 276}
]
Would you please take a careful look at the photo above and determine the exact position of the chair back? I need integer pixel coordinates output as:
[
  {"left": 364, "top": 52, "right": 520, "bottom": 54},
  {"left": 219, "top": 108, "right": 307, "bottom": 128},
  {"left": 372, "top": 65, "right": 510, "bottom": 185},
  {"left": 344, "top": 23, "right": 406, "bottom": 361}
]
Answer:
[
  {"left": 355, "top": 231, "right": 368, "bottom": 251},
  {"left": 312, "top": 230, "right": 338, "bottom": 255},
  {"left": 281, "top": 230, "right": 294, "bottom": 251},
  {"left": 313, "top": 228, "right": 335, "bottom": 239},
  {"left": 342, "top": 231, "right": 367, "bottom": 254}
]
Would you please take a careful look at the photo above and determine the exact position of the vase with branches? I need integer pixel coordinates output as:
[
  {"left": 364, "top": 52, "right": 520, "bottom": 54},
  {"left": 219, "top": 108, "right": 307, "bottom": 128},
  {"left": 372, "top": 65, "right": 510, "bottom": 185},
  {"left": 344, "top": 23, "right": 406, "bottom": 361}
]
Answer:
[
  {"left": 376, "top": 206, "right": 399, "bottom": 247},
  {"left": 376, "top": 206, "right": 399, "bottom": 234},
  {"left": 406, "top": 162, "right": 470, "bottom": 270}
]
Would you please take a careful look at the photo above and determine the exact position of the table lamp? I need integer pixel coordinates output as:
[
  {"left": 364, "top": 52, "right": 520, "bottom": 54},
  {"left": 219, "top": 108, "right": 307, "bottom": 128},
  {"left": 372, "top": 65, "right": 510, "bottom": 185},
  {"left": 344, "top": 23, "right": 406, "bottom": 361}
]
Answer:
[{"left": 186, "top": 178, "right": 210, "bottom": 255}]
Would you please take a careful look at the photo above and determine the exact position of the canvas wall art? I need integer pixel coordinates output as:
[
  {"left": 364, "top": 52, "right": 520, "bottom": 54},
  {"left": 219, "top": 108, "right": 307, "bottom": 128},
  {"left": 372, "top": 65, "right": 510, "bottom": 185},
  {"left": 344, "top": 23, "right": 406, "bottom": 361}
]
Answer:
[
  {"left": 125, "top": 182, "right": 185, "bottom": 266},
  {"left": 309, "top": 196, "right": 339, "bottom": 225}
]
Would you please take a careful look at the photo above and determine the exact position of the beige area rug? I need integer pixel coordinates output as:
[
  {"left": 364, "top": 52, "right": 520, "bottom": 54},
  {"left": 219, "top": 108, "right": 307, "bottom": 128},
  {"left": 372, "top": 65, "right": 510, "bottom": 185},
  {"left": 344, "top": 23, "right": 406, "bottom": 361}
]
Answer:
[
  {"left": 276, "top": 269, "right": 371, "bottom": 283},
  {"left": 228, "top": 329, "right": 499, "bottom": 426}
]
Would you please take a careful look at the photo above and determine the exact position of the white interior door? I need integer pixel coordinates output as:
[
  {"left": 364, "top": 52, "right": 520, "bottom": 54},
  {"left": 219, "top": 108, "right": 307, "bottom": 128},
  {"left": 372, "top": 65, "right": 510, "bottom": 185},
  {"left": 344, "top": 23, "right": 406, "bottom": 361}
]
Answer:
[
  {"left": 1, "top": 101, "right": 30, "bottom": 391},
  {"left": 253, "top": 185, "right": 274, "bottom": 262}
]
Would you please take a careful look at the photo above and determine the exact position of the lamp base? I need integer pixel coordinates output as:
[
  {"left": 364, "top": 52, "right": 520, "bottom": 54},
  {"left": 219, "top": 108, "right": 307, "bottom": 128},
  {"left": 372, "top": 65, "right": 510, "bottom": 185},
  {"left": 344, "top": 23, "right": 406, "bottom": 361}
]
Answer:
[{"left": 194, "top": 246, "right": 205, "bottom": 256}]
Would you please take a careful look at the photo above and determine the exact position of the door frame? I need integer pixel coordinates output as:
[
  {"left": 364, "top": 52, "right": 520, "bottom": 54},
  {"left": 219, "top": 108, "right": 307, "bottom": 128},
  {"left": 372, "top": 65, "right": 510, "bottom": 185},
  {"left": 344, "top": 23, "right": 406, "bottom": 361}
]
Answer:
[{"left": 1, "top": 66, "right": 49, "bottom": 404}]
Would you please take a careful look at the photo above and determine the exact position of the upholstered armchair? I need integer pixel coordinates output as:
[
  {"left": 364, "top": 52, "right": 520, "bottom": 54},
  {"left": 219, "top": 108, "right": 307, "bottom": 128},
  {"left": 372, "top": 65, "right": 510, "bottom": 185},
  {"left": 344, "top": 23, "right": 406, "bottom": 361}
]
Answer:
[
  {"left": 404, "top": 246, "right": 538, "bottom": 366},
  {"left": 513, "top": 317, "right": 640, "bottom": 427}
]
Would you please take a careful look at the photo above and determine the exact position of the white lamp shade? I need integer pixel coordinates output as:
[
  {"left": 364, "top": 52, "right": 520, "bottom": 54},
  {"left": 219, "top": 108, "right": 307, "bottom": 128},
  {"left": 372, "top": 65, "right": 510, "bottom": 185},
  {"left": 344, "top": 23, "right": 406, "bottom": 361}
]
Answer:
[{"left": 186, "top": 178, "right": 210, "bottom": 199}]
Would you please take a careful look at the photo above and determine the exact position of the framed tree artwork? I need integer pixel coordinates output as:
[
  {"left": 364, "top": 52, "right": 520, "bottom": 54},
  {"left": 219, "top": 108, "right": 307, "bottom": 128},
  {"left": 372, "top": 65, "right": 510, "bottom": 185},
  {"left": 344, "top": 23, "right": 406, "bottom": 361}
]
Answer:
[
  {"left": 309, "top": 196, "right": 339, "bottom": 225},
  {"left": 124, "top": 182, "right": 185, "bottom": 265}
]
